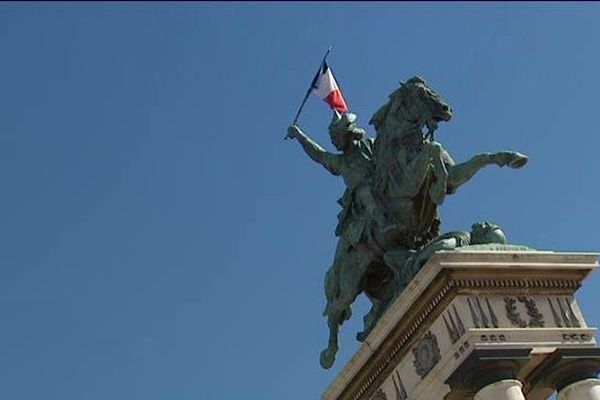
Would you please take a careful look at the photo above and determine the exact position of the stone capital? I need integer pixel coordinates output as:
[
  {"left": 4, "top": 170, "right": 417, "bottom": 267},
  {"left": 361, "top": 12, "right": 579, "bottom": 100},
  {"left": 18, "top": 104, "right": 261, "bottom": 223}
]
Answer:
[
  {"left": 474, "top": 379, "right": 526, "bottom": 400},
  {"left": 444, "top": 348, "right": 531, "bottom": 399},
  {"left": 525, "top": 347, "right": 600, "bottom": 394}
]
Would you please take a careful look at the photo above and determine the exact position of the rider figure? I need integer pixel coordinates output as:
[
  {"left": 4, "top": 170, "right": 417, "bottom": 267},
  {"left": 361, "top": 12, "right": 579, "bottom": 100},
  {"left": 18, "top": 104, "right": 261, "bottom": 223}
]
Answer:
[{"left": 287, "top": 112, "right": 392, "bottom": 248}]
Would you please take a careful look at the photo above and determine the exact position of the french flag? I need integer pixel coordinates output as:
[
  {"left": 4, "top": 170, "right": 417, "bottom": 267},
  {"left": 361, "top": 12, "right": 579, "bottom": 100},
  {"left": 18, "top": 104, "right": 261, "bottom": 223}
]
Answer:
[{"left": 310, "top": 62, "right": 348, "bottom": 113}]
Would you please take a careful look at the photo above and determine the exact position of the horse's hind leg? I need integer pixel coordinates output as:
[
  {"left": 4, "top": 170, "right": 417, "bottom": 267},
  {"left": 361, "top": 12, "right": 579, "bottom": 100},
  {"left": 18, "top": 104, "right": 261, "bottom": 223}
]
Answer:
[
  {"left": 321, "top": 294, "right": 354, "bottom": 369},
  {"left": 320, "top": 262, "right": 348, "bottom": 369},
  {"left": 320, "top": 314, "right": 341, "bottom": 369},
  {"left": 320, "top": 248, "right": 373, "bottom": 369}
]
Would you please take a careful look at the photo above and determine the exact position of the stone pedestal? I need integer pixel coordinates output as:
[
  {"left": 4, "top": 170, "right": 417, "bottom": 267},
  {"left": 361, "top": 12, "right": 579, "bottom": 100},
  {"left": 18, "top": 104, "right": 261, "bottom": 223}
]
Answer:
[{"left": 321, "top": 251, "right": 599, "bottom": 400}]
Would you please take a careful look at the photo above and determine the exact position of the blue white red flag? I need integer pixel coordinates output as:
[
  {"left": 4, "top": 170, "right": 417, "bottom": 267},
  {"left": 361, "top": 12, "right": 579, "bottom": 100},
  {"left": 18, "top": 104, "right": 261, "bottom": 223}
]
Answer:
[{"left": 310, "top": 62, "right": 348, "bottom": 113}]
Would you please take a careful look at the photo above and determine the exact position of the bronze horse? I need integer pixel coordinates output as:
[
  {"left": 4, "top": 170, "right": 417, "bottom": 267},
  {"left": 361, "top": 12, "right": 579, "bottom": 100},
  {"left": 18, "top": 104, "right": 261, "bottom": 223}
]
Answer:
[{"left": 320, "top": 77, "right": 527, "bottom": 369}]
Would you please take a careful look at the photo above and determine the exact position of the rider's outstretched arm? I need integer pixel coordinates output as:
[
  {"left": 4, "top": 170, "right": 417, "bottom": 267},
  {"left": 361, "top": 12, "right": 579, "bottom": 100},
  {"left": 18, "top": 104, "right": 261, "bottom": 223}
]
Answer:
[{"left": 287, "top": 125, "right": 341, "bottom": 175}]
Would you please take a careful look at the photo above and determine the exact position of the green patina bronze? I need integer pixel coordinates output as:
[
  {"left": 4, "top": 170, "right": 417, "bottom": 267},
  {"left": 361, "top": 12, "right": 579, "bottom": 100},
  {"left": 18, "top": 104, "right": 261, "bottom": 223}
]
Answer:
[{"left": 287, "top": 76, "right": 529, "bottom": 369}]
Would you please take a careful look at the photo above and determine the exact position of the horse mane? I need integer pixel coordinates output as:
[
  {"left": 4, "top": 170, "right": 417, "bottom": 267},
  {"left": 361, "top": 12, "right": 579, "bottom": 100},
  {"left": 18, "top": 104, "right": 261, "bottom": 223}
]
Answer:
[
  {"left": 369, "top": 77, "right": 426, "bottom": 131},
  {"left": 369, "top": 89, "right": 399, "bottom": 130}
]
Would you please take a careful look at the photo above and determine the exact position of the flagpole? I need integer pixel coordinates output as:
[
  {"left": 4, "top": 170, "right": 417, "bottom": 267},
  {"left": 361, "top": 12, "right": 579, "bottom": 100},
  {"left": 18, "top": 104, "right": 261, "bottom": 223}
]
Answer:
[{"left": 285, "top": 46, "right": 333, "bottom": 139}]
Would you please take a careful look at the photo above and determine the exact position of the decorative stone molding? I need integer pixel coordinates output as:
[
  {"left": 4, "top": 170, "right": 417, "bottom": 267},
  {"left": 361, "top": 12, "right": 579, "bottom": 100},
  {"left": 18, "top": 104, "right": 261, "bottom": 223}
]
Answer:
[
  {"left": 443, "top": 305, "right": 466, "bottom": 344},
  {"left": 391, "top": 371, "right": 407, "bottom": 400},
  {"left": 468, "top": 297, "right": 499, "bottom": 328},
  {"left": 412, "top": 331, "right": 441, "bottom": 378},
  {"left": 504, "top": 297, "right": 545, "bottom": 328},
  {"left": 549, "top": 297, "right": 581, "bottom": 328},
  {"left": 369, "top": 389, "right": 386, "bottom": 400}
]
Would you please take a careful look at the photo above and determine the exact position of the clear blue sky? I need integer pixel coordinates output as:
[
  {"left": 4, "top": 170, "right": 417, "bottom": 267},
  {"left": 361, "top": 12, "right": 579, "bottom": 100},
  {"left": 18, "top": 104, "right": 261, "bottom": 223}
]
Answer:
[{"left": 1, "top": 4, "right": 599, "bottom": 399}]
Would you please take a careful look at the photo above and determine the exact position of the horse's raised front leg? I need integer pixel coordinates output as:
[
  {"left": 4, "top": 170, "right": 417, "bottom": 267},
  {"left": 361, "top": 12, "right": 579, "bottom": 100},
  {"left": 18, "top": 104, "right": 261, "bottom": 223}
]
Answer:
[
  {"left": 321, "top": 267, "right": 350, "bottom": 370},
  {"left": 428, "top": 143, "right": 449, "bottom": 205},
  {"left": 447, "top": 151, "right": 528, "bottom": 192},
  {"left": 396, "top": 142, "right": 448, "bottom": 204}
]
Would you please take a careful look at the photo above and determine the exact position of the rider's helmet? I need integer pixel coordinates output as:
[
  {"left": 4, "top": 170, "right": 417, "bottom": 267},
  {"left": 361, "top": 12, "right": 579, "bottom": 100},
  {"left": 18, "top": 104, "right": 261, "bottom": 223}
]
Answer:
[{"left": 328, "top": 112, "right": 365, "bottom": 140}]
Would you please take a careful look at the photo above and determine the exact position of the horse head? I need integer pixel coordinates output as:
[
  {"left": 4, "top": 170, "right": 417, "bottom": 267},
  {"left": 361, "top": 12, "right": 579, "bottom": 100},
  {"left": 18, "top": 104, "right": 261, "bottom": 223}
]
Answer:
[{"left": 370, "top": 77, "right": 453, "bottom": 140}]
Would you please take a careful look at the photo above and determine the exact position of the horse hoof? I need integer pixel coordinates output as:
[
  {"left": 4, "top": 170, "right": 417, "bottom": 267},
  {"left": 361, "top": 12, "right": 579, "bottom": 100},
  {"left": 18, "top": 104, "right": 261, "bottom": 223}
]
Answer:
[
  {"left": 508, "top": 153, "right": 528, "bottom": 169},
  {"left": 320, "top": 348, "right": 336, "bottom": 369},
  {"left": 356, "top": 331, "right": 367, "bottom": 342}
]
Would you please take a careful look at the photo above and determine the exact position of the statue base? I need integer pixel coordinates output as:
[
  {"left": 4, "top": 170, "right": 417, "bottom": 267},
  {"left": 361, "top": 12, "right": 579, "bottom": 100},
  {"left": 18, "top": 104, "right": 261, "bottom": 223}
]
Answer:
[{"left": 322, "top": 250, "right": 600, "bottom": 400}]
